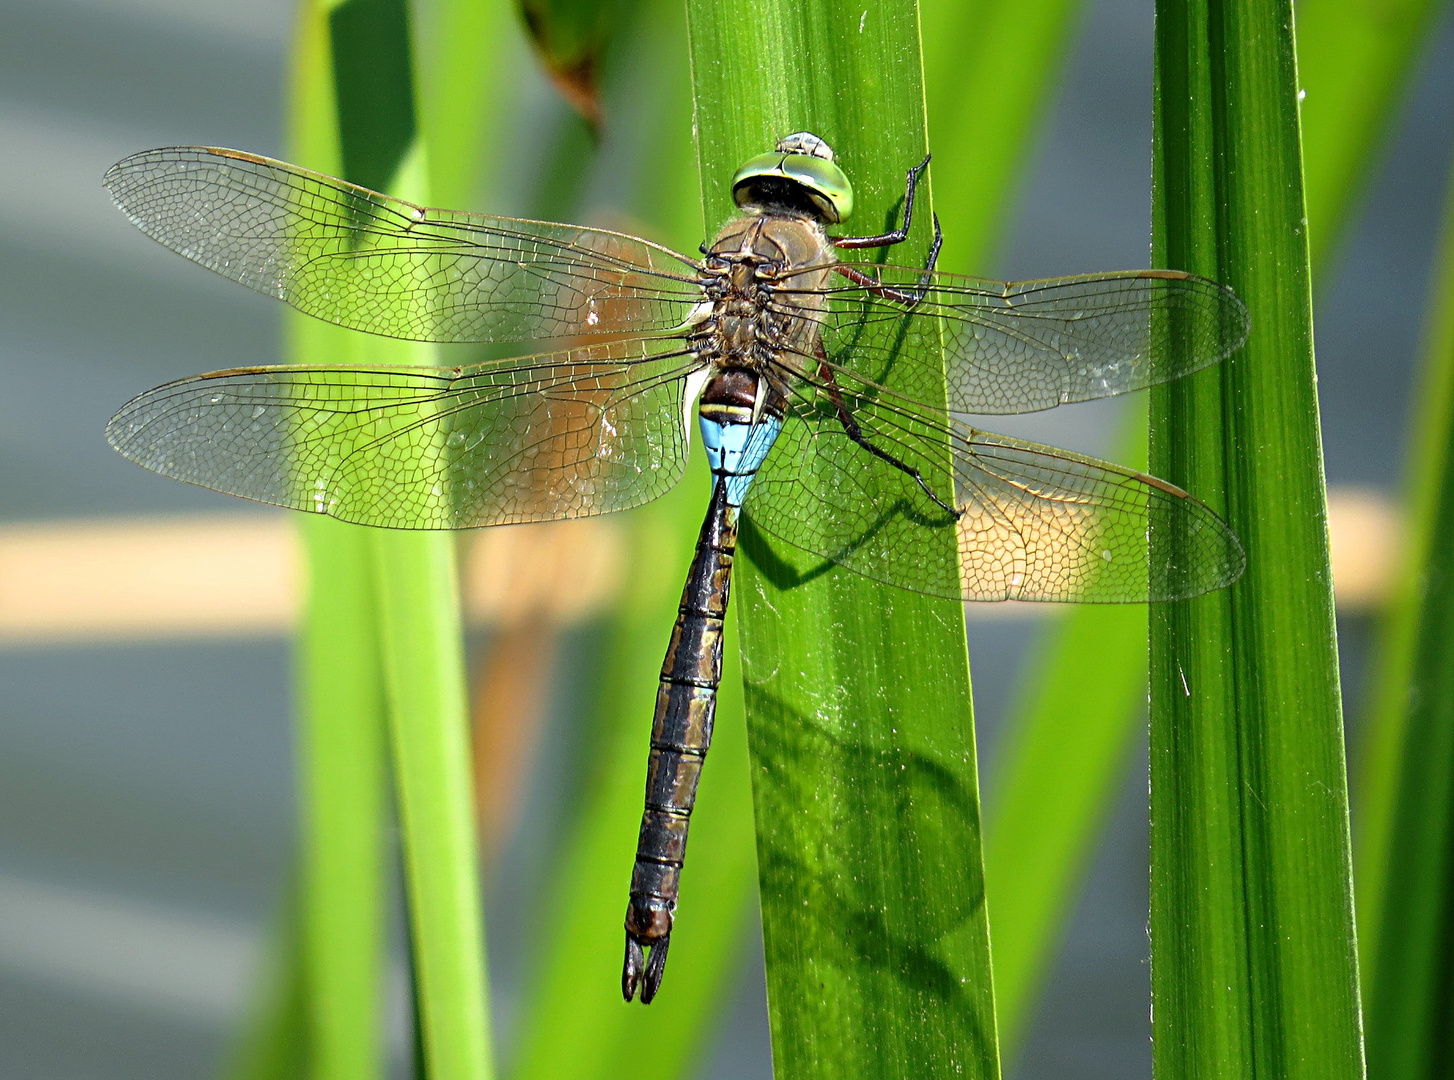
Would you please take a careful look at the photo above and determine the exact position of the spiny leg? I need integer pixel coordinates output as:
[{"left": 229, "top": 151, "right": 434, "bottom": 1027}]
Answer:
[
  {"left": 833, "top": 152, "right": 932, "bottom": 250},
  {"left": 831, "top": 148, "right": 943, "bottom": 306},
  {"left": 813, "top": 348, "right": 959, "bottom": 517},
  {"left": 834, "top": 215, "right": 942, "bottom": 308}
]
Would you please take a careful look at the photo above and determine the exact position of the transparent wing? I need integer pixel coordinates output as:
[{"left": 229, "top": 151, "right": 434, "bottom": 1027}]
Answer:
[
  {"left": 104, "top": 147, "right": 704, "bottom": 343},
  {"left": 746, "top": 369, "right": 1244, "bottom": 602},
  {"left": 107, "top": 340, "right": 700, "bottom": 529},
  {"left": 784, "top": 265, "right": 1248, "bottom": 415}
]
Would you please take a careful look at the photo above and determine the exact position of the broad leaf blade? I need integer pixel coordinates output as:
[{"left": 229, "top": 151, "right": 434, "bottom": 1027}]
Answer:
[{"left": 687, "top": 3, "right": 998, "bottom": 1078}]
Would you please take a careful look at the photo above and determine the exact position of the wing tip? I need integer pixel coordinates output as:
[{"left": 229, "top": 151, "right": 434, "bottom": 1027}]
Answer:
[
  {"left": 104, "top": 390, "right": 159, "bottom": 465},
  {"left": 1149, "top": 500, "right": 1247, "bottom": 601},
  {"left": 102, "top": 146, "right": 269, "bottom": 209},
  {"left": 1189, "top": 273, "right": 1251, "bottom": 362}
]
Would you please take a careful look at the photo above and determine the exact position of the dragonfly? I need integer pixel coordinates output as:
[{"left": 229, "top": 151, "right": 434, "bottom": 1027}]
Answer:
[{"left": 103, "top": 132, "right": 1247, "bottom": 1004}]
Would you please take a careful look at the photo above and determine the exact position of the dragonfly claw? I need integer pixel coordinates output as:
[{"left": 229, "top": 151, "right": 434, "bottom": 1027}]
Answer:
[{"left": 622, "top": 932, "right": 671, "bottom": 1003}]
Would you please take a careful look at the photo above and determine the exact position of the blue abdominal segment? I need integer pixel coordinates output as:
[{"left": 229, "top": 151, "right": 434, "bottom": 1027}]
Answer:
[{"left": 698, "top": 413, "right": 783, "bottom": 507}]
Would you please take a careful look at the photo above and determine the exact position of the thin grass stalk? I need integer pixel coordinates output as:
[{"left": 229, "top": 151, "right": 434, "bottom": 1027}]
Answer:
[
  {"left": 920, "top": 0, "right": 1143, "bottom": 1053},
  {"left": 1295, "top": 0, "right": 1449, "bottom": 274},
  {"left": 371, "top": 524, "right": 493, "bottom": 1080},
  {"left": 1148, "top": 0, "right": 1363, "bottom": 1076},
  {"left": 979, "top": 410, "right": 1147, "bottom": 1054},
  {"left": 510, "top": 1, "right": 760, "bottom": 1073},
  {"left": 318, "top": 0, "right": 492, "bottom": 1075},
  {"left": 1360, "top": 162, "right": 1454, "bottom": 1080},
  {"left": 219, "top": 889, "right": 310, "bottom": 1080},
  {"left": 686, "top": 3, "right": 998, "bottom": 1077},
  {"left": 1352, "top": 23, "right": 1454, "bottom": 990},
  {"left": 414, "top": 0, "right": 519, "bottom": 211},
  {"left": 920, "top": 0, "right": 1086, "bottom": 275},
  {"left": 298, "top": 520, "right": 389, "bottom": 1080},
  {"left": 287, "top": 4, "right": 390, "bottom": 1077}
]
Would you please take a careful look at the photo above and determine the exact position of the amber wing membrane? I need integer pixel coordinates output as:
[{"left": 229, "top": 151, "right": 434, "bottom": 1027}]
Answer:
[
  {"left": 788, "top": 265, "right": 1248, "bottom": 415},
  {"left": 103, "top": 147, "right": 704, "bottom": 344},
  {"left": 106, "top": 340, "right": 701, "bottom": 529},
  {"left": 747, "top": 370, "right": 1244, "bottom": 603}
]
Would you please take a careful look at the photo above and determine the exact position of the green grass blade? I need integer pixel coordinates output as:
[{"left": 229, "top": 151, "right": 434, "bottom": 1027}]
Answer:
[
  {"left": 930, "top": 0, "right": 1148, "bottom": 1053},
  {"left": 295, "top": 1, "right": 494, "bottom": 1076},
  {"left": 298, "top": 519, "right": 390, "bottom": 1080},
  {"left": 335, "top": 4, "right": 494, "bottom": 1075},
  {"left": 921, "top": 0, "right": 1146, "bottom": 1043},
  {"left": 372, "top": 529, "right": 494, "bottom": 1080},
  {"left": 981, "top": 0, "right": 1443, "bottom": 1055},
  {"left": 509, "top": 2, "right": 760, "bottom": 1072},
  {"left": 415, "top": 0, "right": 523, "bottom": 211},
  {"left": 1349, "top": 4, "right": 1454, "bottom": 1011},
  {"left": 980, "top": 412, "right": 1148, "bottom": 1054},
  {"left": 1148, "top": 0, "right": 1363, "bottom": 1075},
  {"left": 1295, "top": 0, "right": 1449, "bottom": 273},
  {"left": 1360, "top": 164, "right": 1454, "bottom": 1080},
  {"left": 686, "top": 5, "right": 998, "bottom": 1078},
  {"left": 283, "top": 5, "right": 391, "bottom": 1079}
]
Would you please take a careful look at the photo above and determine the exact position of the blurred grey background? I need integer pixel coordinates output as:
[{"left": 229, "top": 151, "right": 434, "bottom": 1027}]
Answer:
[{"left": 0, "top": 0, "right": 1451, "bottom": 1077}]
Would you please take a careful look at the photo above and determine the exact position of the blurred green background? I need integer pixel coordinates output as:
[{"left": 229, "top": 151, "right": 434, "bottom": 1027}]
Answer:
[{"left": 0, "top": 0, "right": 1450, "bottom": 1077}]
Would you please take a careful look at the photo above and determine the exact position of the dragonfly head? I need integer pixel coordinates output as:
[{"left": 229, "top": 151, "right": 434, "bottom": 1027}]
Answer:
[{"left": 731, "top": 131, "right": 854, "bottom": 225}]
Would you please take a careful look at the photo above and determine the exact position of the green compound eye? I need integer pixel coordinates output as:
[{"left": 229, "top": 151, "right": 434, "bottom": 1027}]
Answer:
[{"left": 730, "top": 131, "right": 854, "bottom": 224}]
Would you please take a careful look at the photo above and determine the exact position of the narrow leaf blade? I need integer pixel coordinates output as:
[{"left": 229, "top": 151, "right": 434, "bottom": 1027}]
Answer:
[{"left": 1148, "top": 1, "right": 1363, "bottom": 1076}]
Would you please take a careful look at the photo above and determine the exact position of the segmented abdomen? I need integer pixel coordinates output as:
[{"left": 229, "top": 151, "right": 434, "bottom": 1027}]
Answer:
[{"left": 625, "top": 480, "right": 737, "bottom": 949}]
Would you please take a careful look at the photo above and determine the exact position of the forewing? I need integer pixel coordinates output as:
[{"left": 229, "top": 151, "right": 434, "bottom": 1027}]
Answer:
[
  {"left": 104, "top": 147, "right": 704, "bottom": 343},
  {"left": 107, "top": 340, "right": 699, "bottom": 529},
  {"left": 746, "top": 376, "right": 1244, "bottom": 602},
  {"left": 804, "top": 266, "right": 1248, "bottom": 415}
]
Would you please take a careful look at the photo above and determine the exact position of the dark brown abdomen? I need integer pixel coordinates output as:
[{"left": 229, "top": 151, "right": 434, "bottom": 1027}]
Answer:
[{"left": 623, "top": 479, "right": 737, "bottom": 1002}]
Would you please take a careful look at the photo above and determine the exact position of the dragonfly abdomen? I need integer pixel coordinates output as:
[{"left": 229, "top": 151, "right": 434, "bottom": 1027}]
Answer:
[{"left": 624, "top": 479, "right": 737, "bottom": 1003}]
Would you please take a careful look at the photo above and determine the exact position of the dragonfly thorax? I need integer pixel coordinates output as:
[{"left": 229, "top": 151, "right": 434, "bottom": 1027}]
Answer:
[{"left": 693, "top": 213, "right": 835, "bottom": 381}]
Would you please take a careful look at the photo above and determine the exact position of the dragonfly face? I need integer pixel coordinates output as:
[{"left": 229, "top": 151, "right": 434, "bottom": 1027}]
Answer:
[{"left": 103, "top": 131, "right": 1250, "bottom": 1004}]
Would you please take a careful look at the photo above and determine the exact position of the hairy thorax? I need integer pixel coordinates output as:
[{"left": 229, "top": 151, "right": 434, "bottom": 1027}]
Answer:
[{"left": 692, "top": 211, "right": 836, "bottom": 385}]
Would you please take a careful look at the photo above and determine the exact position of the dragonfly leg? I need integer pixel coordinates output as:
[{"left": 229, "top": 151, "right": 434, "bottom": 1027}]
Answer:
[
  {"left": 833, "top": 152, "right": 932, "bottom": 250},
  {"left": 814, "top": 351, "right": 960, "bottom": 516},
  {"left": 833, "top": 208, "right": 943, "bottom": 309}
]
